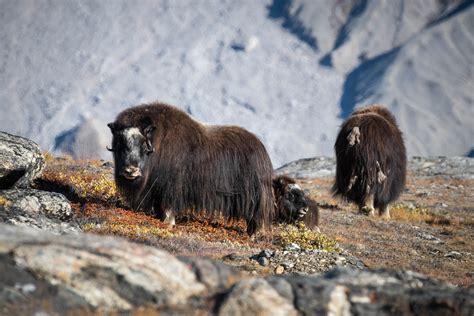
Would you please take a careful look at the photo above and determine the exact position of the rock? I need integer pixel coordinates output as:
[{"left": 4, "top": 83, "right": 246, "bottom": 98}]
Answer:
[
  {"left": 258, "top": 257, "right": 269, "bottom": 267},
  {"left": 275, "top": 266, "right": 285, "bottom": 274},
  {"left": 223, "top": 253, "right": 246, "bottom": 261},
  {"left": 0, "top": 224, "right": 205, "bottom": 314},
  {"left": 218, "top": 278, "right": 297, "bottom": 316},
  {"left": 416, "top": 231, "right": 443, "bottom": 244},
  {"left": 277, "top": 156, "right": 474, "bottom": 179},
  {"left": 273, "top": 268, "right": 473, "bottom": 315},
  {"left": 0, "top": 224, "right": 472, "bottom": 315},
  {"left": 0, "top": 189, "right": 78, "bottom": 235},
  {"left": 0, "top": 132, "right": 45, "bottom": 189},
  {"left": 284, "top": 243, "right": 301, "bottom": 252},
  {"left": 259, "top": 249, "right": 274, "bottom": 258},
  {"left": 178, "top": 256, "right": 243, "bottom": 293},
  {"left": 444, "top": 251, "right": 463, "bottom": 259}
]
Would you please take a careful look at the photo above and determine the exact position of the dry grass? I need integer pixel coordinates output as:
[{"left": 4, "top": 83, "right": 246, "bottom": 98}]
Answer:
[{"left": 390, "top": 204, "right": 451, "bottom": 226}]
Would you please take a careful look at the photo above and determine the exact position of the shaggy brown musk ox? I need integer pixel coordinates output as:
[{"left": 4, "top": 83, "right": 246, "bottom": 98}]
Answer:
[
  {"left": 273, "top": 175, "right": 319, "bottom": 228},
  {"left": 332, "top": 105, "right": 406, "bottom": 218},
  {"left": 107, "top": 102, "right": 274, "bottom": 234}
]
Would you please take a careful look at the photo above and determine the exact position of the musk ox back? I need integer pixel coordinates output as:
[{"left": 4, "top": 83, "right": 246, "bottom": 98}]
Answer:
[
  {"left": 107, "top": 102, "right": 274, "bottom": 234},
  {"left": 273, "top": 175, "right": 319, "bottom": 229},
  {"left": 332, "top": 105, "right": 406, "bottom": 218}
]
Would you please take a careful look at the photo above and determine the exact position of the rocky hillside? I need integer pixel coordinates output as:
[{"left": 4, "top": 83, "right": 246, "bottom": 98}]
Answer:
[
  {"left": 1, "top": 132, "right": 473, "bottom": 314},
  {"left": 0, "top": 0, "right": 472, "bottom": 167}
]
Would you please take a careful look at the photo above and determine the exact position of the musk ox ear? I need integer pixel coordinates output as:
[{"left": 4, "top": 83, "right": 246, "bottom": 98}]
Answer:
[{"left": 144, "top": 125, "right": 156, "bottom": 154}]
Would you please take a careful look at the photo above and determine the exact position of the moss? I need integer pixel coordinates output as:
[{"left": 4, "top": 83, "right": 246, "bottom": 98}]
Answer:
[
  {"left": 278, "top": 222, "right": 340, "bottom": 252},
  {"left": 0, "top": 196, "right": 10, "bottom": 207}
]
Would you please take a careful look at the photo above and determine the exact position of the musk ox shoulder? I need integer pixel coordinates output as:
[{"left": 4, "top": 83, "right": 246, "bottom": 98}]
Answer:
[
  {"left": 332, "top": 105, "right": 406, "bottom": 218},
  {"left": 107, "top": 102, "right": 274, "bottom": 235}
]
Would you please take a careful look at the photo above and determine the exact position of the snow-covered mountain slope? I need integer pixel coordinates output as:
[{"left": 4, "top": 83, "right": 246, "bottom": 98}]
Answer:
[
  {"left": 0, "top": 0, "right": 343, "bottom": 167},
  {"left": 0, "top": 0, "right": 472, "bottom": 167},
  {"left": 352, "top": 7, "right": 474, "bottom": 156}
]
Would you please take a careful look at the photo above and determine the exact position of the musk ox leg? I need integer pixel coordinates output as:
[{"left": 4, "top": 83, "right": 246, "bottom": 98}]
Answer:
[
  {"left": 246, "top": 219, "right": 257, "bottom": 235},
  {"left": 155, "top": 207, "right": 176, "bottom": 226},
  {"left": 359, "top": 194, "right": 375, "bottom": 216},
  {"left": 379, "top": 204, "right": 391, "bottom": 219},
  {"left": 163, "top": 210, "right": 176, "bottom": 226}
]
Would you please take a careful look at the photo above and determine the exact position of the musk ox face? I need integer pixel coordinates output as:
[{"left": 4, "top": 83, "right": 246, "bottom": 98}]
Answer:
[
  {"left": 280, "top": 183, "right": 309, "bottom": 222},
  {"left": 273, "top": 176, "right": 310, "bottom": 224},
  {"left": 107, "top": 123, "right": 156, "bottom": 182}
]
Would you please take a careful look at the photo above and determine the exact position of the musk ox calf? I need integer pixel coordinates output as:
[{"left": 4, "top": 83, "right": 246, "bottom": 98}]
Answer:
[
  {"left": 107, "top": 102, "right": 274, "bottom": 235},
  {"left": 273, "top": 175, "right": 319, "bottom": 228},
  {"left": 332, "top": 105, "right": 406, "bottom": 218}
]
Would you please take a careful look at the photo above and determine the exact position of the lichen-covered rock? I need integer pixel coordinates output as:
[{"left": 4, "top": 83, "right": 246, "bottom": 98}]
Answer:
[
  {"left": 277, "top": 156, "right": 474, "bottom": 179},
  {"left": 0, "top": 224, "right": 206, "bottom": 314},
  {"left": 0, "top": 189, "right": 78, "bottom": 234},
  {"left": 269, "top": 268, "right": 474, "bottom": 315},
  {"left": 0, "top": 131, "right": 45, "bottom": 189},
  {"left": 218, "top": 278, "right": 298, "bottom": 316},
  {"left": 0, "top": 224, "right": 472, "bottom": 315}
]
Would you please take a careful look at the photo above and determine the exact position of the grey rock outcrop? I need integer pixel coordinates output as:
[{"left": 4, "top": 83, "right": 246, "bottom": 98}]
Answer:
[
  {"left": 0, "top": 131, "right": 45, "bottom": 189},
  {"left": 0, "top": 189, "right": 78, "bottom": 235},
  {"left": 0, "top": 224, "right": 207, "bottom": 314},
  {"left": 277, "top": 156, "right": 474, "bottom": 179},
  {"left": 0, "top": 224, "right": 472, "bottom": 315}
]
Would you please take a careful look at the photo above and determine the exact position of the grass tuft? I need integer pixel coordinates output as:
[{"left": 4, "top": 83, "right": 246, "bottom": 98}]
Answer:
[
  {"left": 390, "top": 204, "right": 451, "bottom": 226},
  {"left": 0, "top": 196, "right": 10, "bottom": 207},
  {"left": 278, "top": 222, "right": 340, "bottom": 252}
]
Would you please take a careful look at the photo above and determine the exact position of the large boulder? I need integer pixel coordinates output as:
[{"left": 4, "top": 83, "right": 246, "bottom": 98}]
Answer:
[
  {"left": 0, "top": 224, "right": 207, "bottom": 314},
  {"left": 0, "top": 131, "right": 45, "bottom": 189},
  {"left": 0, "top": 189, "right": 78, "bottom": 235},
  {"left": 0, "top": 224, "right": 472, "bottom": 315}
]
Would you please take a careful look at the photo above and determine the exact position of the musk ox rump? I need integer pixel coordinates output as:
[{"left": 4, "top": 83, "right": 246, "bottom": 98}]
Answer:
[
  {"left": 108, "top": 102, "right": 274, "bottom": 235},
  {"left": 332, "top": 105, "right": 406, "bottom": 218}
]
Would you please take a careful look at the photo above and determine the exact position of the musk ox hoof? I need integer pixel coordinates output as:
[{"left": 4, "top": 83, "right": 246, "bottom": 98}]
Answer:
[
  {"left": 379, "top": 206, "right": 391, "bottom": 219},
  {"left": 360, "top": 206, "right": 375, "bottom": 216}
]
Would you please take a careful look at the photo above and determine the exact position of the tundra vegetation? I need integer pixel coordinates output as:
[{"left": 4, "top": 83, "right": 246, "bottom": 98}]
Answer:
[{"left": 36, "top": 154, "right": 474, "bottom": 286}]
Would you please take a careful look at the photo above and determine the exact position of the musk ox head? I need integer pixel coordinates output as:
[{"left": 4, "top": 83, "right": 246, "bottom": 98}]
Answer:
[
  {"left": 273, "top": 175, "right": 319, "bottom": 228},
  {"left": 107, "top": 122, "right": 156, "bottom": 182}
]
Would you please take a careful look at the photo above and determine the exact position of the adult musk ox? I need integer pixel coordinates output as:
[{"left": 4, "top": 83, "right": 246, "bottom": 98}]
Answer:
[
  {"left": 332, "top": 105, "right": 406, "bottom": 218},
  {"left": 107, "top": 102, "right": 274, "bottom": 235},
  {"left": 273, "top": 175, "right": 319, "bottom": 228}
]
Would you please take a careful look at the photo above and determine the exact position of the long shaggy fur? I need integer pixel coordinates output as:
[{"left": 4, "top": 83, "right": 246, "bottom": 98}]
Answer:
[
  {"left": 273, "top": 175, "right": 319, "bottom": 229},
  {"left": 109, "top": 102, "right": 274, "bottom": 234},
  {"left": 332, "top": 105, "right": 406, "bottom": 215}
]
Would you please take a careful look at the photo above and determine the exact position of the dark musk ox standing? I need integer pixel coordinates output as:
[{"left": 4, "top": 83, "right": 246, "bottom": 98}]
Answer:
[
  {"left": 107, "top": 102, "right": 274, "bottom": 235},
  {"left": 273, "top": 175, "right": 319, "bottom": 229},
  {"left": 332, "top": 105, "right": 406, "bottom": 218}
]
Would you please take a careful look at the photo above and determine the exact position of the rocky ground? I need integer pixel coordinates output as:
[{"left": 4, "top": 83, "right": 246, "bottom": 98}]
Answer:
[{"left": 1, "top": 132, "right": 473, "bottom": 314}]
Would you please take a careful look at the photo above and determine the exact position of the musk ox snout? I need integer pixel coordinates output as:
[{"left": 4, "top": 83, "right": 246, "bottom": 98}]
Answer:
[{"left": 121, "top": 165, "right": 142, "bottom": 180}]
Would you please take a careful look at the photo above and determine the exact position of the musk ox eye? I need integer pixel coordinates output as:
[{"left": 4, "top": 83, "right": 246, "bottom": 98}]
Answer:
[{"left": 285, "top": 192, "right": 294, "bottom": 201}]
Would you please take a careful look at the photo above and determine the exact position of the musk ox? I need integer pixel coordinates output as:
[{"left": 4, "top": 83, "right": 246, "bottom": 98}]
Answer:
[
  {"left": 273, "top": 175, "right": 319, "bottom": 229},
  {"left": 332, "top": 105, "right": 406, "bottom": 218},
  {"left": 107, "top": 102, "right": 274, "bottom": 235}
]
